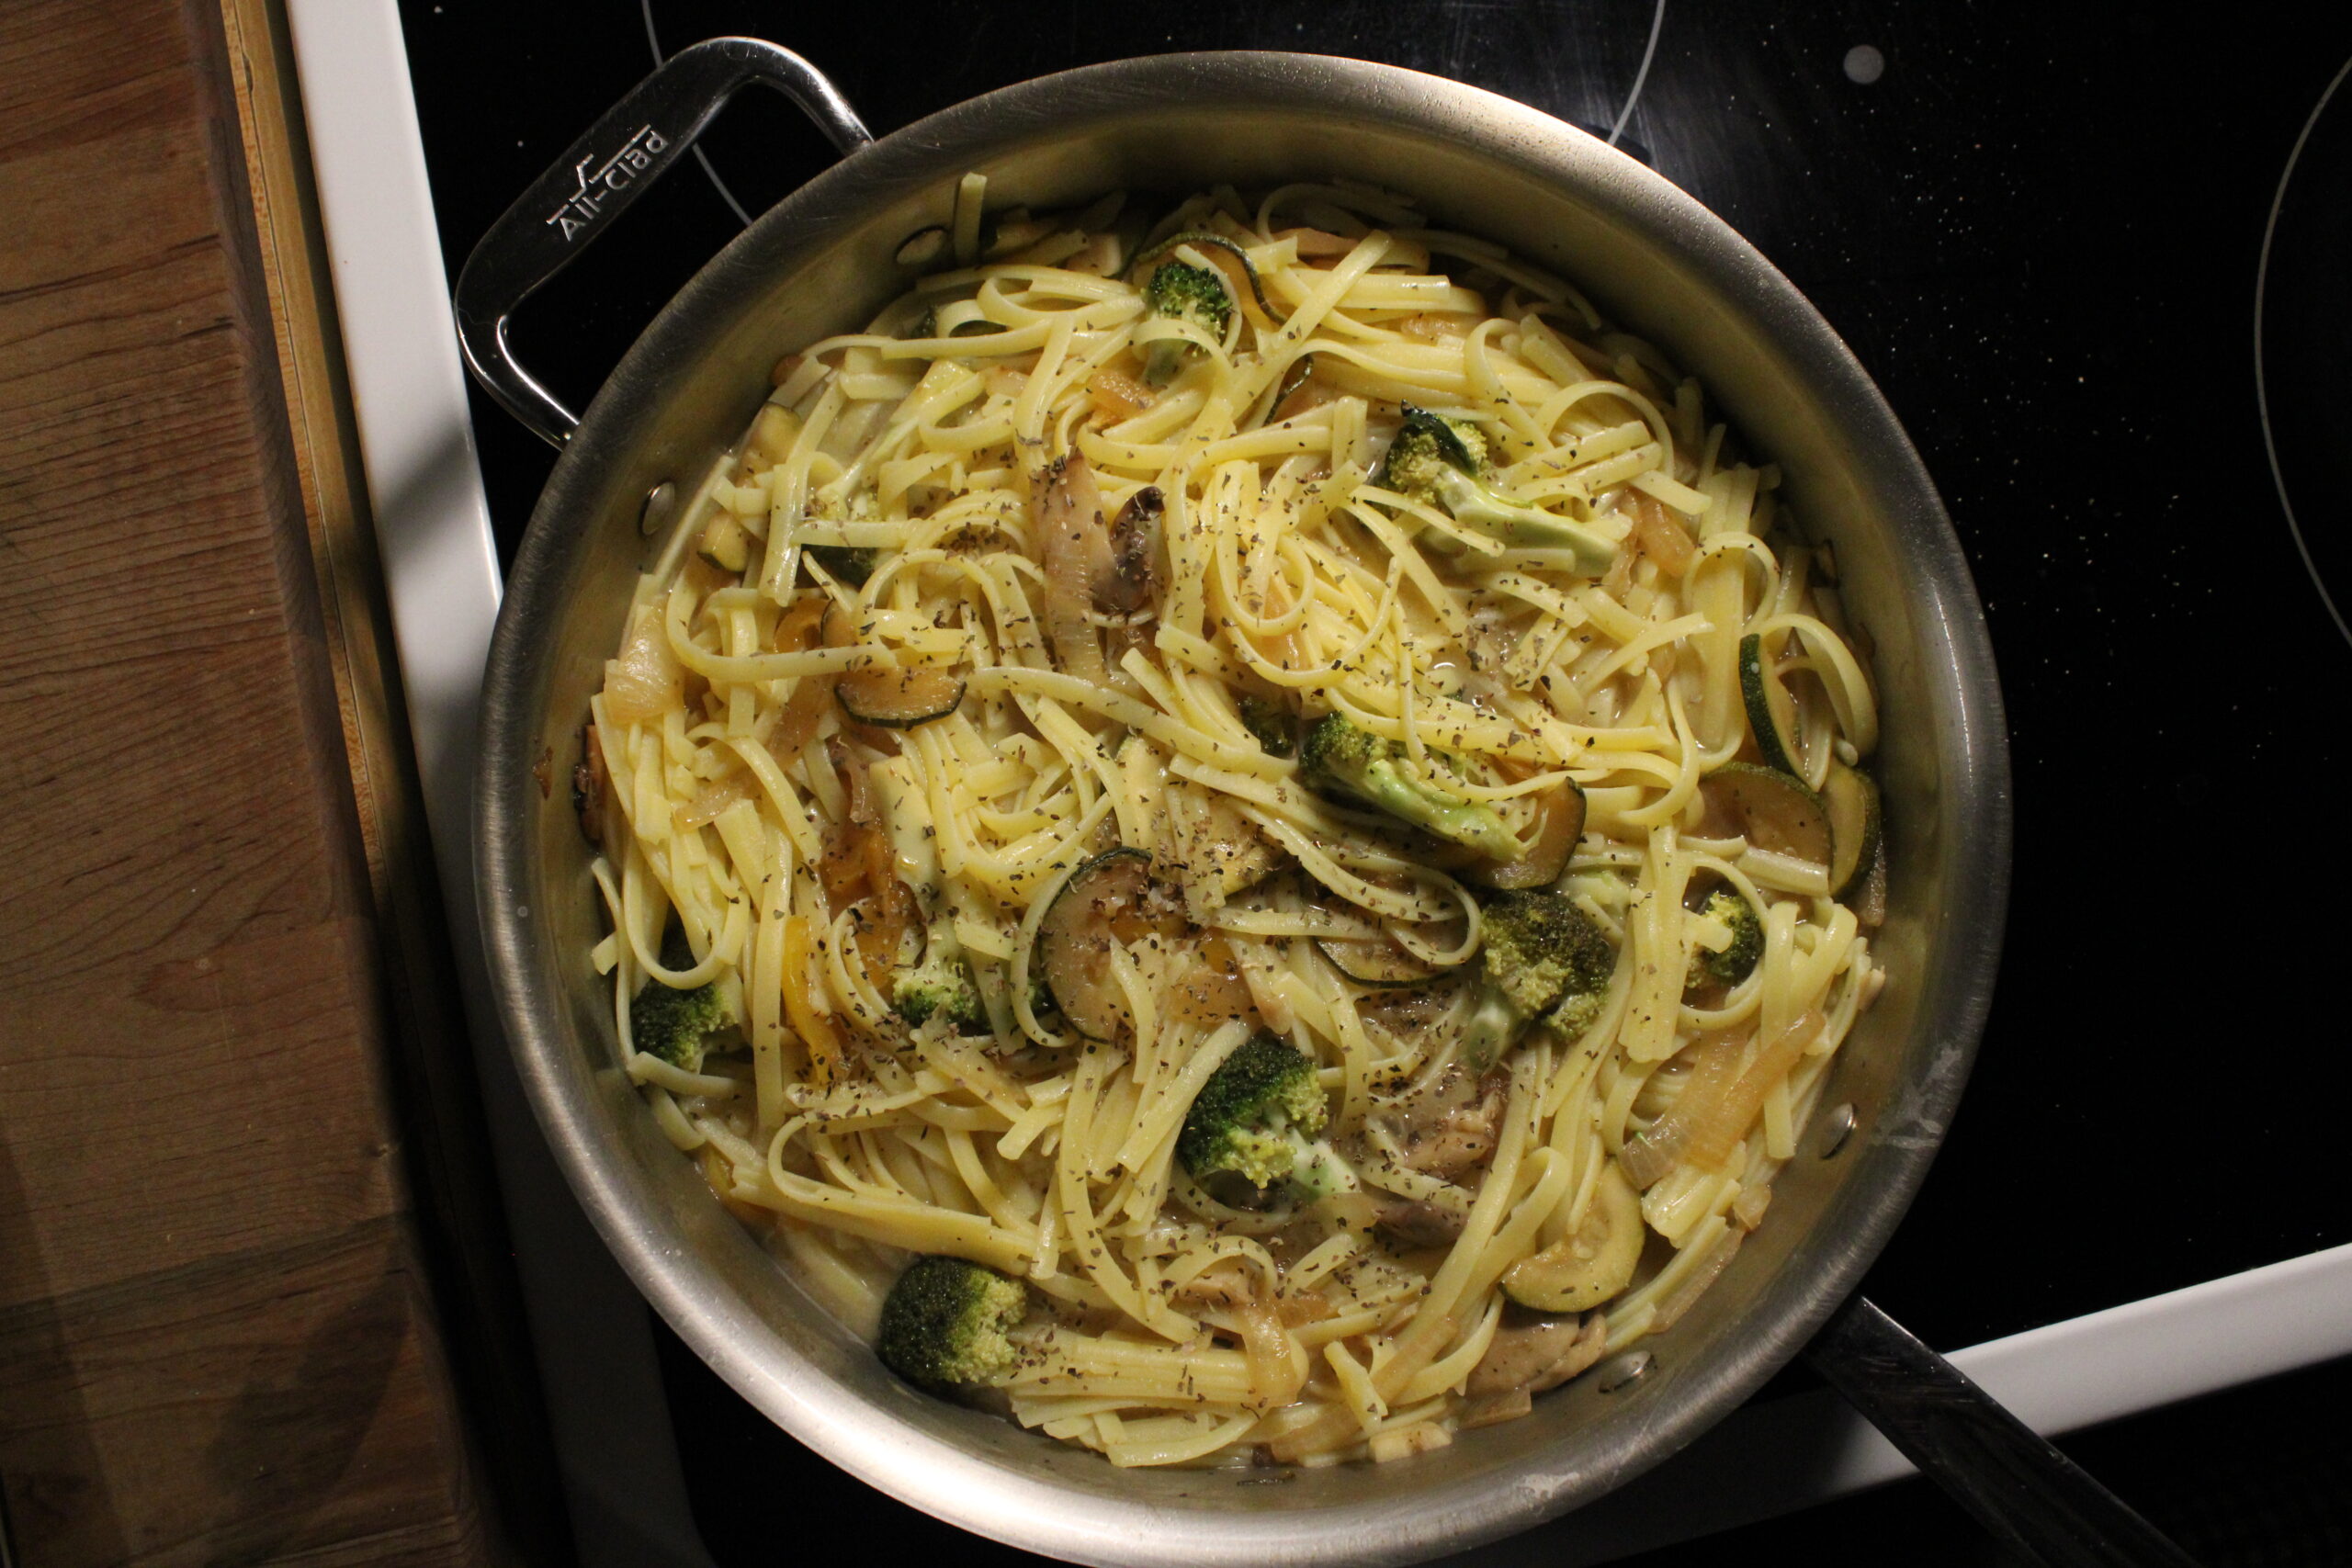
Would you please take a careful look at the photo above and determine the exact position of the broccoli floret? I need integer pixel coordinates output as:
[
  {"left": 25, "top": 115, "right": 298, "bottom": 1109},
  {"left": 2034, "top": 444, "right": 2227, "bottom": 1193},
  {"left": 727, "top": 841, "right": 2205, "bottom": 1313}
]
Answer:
[
  {"left": 894, "top": 917, "right": 987, "bottom": 1032},
  {"left": 1461, "top": 889, "right": 1617, "bottom": 1068},
  {"left": 1379, "top": 406, "right": 1618, "bottom": 573},
  {"left": 1685, "top": 886, "right": 1763, "bottom": 989},
  {"left": 1177, "top": 1033, "right": 1354, "bottom": 1204},
  {"left": 1485, "top": 890, "right": 1615, "bottom": 1025},
  {"left": 1141, "top": 260, "right": 1233, "bottom": 385},
  {"left": 1237, "top": 694, "right": 1295, "bottom": 758},
  {"left": 876, "top": 1256, "right": 1029, "bottom": 1387},
  {"left": 630, "top": 924, "right": 729, "bottom": 1071},
  {"left": 1379, "top": 404, "right": 1491, "bottom": 495},
  {"left": 1299, "top": 713, "right": 1520, "bottom": 861}
]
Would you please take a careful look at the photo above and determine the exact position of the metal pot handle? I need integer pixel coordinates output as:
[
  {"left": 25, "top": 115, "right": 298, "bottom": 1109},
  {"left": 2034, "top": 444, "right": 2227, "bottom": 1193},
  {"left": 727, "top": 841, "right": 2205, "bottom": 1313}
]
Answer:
[{"left": 453, "top": 37, "right": 871, "bottom": 447}]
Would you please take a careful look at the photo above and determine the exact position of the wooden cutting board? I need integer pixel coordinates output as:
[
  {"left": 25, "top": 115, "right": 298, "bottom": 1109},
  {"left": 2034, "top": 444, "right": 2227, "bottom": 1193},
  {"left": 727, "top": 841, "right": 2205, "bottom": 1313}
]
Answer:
[{"left": 0, "top": 1, "right": 549, "bottom": 1562}]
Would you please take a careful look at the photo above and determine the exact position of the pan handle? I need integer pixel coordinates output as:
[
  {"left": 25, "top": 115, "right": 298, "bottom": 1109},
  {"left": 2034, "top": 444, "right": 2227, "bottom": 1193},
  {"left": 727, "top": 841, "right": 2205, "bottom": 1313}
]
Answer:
[
  {"left": 453, "top": 37, "right": 871, "bottom": 447},
  {"left": 1806, "top": 1297, "right": 2203, "bottom": 1567}
]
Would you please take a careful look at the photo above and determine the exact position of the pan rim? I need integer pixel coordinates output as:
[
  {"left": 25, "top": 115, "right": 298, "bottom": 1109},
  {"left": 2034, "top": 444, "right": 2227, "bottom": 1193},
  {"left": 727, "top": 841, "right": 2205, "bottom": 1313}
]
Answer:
[{"left": 475, "top": 48, "right": 2011, "bottom": 1567}]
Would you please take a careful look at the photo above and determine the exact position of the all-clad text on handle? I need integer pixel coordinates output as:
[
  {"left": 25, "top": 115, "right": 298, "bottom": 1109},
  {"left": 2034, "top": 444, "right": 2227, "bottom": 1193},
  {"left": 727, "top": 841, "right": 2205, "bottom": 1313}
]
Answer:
[{"left": 454, "top": 37, "right": 871, "bottom": 447}]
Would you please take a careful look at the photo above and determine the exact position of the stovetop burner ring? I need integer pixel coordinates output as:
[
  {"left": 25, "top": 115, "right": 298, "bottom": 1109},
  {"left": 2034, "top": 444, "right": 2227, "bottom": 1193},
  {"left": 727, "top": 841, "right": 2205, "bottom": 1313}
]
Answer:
[{"left": 2257, "top": 51, "right": 2352, "bottom": 651}]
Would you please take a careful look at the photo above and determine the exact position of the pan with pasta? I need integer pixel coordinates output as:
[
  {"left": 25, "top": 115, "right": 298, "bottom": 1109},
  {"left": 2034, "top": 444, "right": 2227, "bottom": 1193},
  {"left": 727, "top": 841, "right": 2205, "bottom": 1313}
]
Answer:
[{"left": 574, "top": 175, "right": 1887, "bottom": 1471}]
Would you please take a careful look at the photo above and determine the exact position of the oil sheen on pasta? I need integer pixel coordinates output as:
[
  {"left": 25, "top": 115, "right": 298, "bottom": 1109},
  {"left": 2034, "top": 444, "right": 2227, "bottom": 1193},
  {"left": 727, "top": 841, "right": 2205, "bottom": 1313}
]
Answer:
[{"left": 580, "top": 176, "right": 1886, "bottom": 1470}]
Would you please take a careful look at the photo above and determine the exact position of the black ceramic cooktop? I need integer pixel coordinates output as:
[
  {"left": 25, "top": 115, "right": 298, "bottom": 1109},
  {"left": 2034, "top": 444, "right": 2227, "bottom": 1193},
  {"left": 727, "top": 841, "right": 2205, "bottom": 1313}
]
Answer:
[{"left": 398, "top": 2, "right": 2352, "bottom": 1561}]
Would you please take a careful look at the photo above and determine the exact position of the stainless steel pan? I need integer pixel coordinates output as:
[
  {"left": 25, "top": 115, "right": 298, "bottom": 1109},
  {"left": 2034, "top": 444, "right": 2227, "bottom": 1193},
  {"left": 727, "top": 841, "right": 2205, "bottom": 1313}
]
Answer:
[{"left": 463, "top": 40, "right": 2032, "bottom": 1566}]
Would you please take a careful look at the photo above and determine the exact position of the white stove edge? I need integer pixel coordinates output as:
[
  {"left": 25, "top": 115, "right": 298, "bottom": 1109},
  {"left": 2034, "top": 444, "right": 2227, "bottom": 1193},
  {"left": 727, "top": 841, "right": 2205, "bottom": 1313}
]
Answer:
[
  {"left": 281, "top": 6, "right": 711, "bottom": 1566},
  {"left": 1507, "top": 1236, "right": 2352, "bottom": 1565},
  {"left": 283, "top": 1, "right": 2352, "bottom": 1559}
]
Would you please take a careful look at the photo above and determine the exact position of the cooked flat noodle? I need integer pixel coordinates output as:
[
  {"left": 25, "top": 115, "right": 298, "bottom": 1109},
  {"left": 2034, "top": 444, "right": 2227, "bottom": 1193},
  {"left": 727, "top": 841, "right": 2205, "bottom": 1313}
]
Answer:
[{"left": 585, "top": 179, "right": 1885, "bottom": 1468}]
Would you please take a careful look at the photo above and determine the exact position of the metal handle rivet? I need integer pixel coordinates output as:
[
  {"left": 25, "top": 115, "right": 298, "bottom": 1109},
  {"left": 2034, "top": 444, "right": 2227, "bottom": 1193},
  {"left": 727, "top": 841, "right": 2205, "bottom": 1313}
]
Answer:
[
  {"left": 1818, "top": 1102, "right": 1858, "bottom": 1158},
  {"left": 1596, "top": 1351, "right": 1654, "bottom": 1394},
  {"left": 640, "top": 480, "right": 676, "bottom": 536}
]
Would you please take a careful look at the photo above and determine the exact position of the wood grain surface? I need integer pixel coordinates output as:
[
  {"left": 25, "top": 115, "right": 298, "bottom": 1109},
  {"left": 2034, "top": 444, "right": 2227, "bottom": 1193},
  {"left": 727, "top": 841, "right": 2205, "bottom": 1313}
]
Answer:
[
  {"left": 0, "top": 0, "right": 515, "bottom": 1561},
  {"left": 208, "top": 0, "right": 571, "bottom": 1556}
]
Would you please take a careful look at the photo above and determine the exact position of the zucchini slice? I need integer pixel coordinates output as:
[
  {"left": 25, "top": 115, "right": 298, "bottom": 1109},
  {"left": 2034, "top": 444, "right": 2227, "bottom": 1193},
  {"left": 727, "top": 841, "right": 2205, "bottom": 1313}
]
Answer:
[
  {"left": 1704, "top": 761, "right": 1831, "bottom": 866},
  {"left": 1471, "top": 779, "right": 1586, "bottom": 891},
  {"left": 1737, "top": 632, "right": 1803, "bottom": 776},
  {"left": 837, "top": 662, "right": 965, "bottom": 728},
  {"left": 1501, "top": 1160, "right": 1645, "bottom": 1314},
  {"left": 825, "top": 599, "right": 965, "bottom": 729},
  {"left": 697, "top": 514, "right": 752, "bottom": 574},
  {"left": 1269, "top": 352, "right": 1320, "bottom": 423},
  {"left": 805, "top": 543, "right": 876, "bottom": 587},
  {"left": 1039, "top": 848, "right": 1172, "bottom": 1040},
  {"left": 740, "top": 403, "right": 801, "bottom": 472},
  {"left": 1823, "top": 761, "right": 1882, "bottom": 898},
  {"left": 1315, "top": 934, "right": 1443, "bottom": 988}
]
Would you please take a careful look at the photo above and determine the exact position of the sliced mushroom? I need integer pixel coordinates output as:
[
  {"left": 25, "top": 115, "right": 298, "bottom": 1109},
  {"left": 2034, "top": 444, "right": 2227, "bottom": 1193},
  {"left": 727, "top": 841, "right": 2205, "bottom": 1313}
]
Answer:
[
  {"left": 1102, "top": 486, "right": 1163, "bottom": 616},
  {"left": 572, "top": 723, "right": 607, "bottom": 849},
  {"left": 1456, "top": 1386, "right": 1534, "bottom": 1429},
  {"left": 1035, "top": 454, "right": 1113, "bottom": 687},
  {"left": 1371, "top": 1196, "right": 1467, "bottom": 1250},
  {"left": 817, "top": 737, "right": 894, "bottom": 911},
  {"left": 1500, "top": 1160, "right": 1645, "bottom": 1314},
  {"left": 1165, "top": 940, "right": 1256, "bottom": 1031},
  {"left": 1382, "top": 1067, "right": 1510, "bottom": 1186},
  {"left": 1465, "top": 1309, "right": 1607, "bottom": 1398},
  {"left": 1354, "top": 976, "right": 1471, "bottom": 1056}
]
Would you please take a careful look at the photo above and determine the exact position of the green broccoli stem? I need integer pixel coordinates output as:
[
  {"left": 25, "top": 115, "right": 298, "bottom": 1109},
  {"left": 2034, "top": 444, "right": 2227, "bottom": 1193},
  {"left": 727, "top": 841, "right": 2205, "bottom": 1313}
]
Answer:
[
  {"left": 1299, "top": 714, "right": 1521, "bottom": 861},
  {"left": 1457, "top": 987, "right": 1582, "bottom": 1073},
  {"left": 1459, "top": 985, "right": 1526, "bottom": 1074},
  {"left": 1357, "top": 753, "right": 1522, "bottom": 861},
  {"left": 1285, "top": 1134, "right": 1360, "bottom": 1201},
  {"left": 1428, "top": 469, "right": 1619, "bottom": 573},
  {"left": 1143, "top": 340, "right": 1190, "bottom": 386}
]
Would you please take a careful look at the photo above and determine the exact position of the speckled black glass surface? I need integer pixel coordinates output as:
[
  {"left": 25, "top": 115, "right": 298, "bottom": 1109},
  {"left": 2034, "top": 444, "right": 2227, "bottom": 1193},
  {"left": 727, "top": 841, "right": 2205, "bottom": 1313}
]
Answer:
[{"left": 396, "top": 3, "right": 2352, "bottom": 1559}]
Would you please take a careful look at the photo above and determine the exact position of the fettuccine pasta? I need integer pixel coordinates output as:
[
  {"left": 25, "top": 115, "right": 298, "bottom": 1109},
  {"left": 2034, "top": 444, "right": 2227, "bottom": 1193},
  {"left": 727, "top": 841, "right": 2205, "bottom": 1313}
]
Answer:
[{"left": 576, "top": 176, "right": 1886, "bottom": 1470}]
